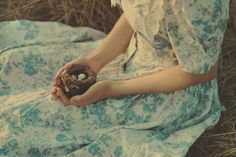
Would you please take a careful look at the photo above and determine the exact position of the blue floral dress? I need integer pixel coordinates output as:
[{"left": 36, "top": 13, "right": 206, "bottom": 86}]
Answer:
[{"left": 0, "top": 0, "right": 230, "bottom": 156}]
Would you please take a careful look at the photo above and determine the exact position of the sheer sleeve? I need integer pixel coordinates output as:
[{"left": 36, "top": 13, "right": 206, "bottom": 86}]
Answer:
[{"left": 165, "top": 0, "right": 230, "bottom": 74}]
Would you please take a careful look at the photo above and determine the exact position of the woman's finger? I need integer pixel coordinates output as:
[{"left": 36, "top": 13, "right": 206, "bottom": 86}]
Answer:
[
  {"left": 54, "top": 62, "right": 76, "bottom": 81},
  {"left": 54, "top": 67, "right": 65, "bottom": 81},
  {"left": 50, "top": 92, "right": 59, "bottom": 100},
  {"left": 51, "top": 86, "right": 58, "bottom": 93},
  {"left": 57, "top": 87, "right": 71, "bottom": 105},
  {"left": 50, "top": 89, "right": 60, "bottom": 100},
  {"left": 52, "top": 81, "right": 57, "bottom": 86},
  {"left": 53, "top": 67, "right": 68, "bottom": 87},
  {"left": 54, "top": 63, "right": 69, "bottom": 79}
]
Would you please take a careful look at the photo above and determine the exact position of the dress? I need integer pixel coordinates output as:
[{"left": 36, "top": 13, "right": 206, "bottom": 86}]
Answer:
[{"left": 0, "top": 0, "right": 230, "bottom": 156}]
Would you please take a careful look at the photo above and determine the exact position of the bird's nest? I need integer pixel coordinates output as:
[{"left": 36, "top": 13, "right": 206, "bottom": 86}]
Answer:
[{"left": 57, "top": 64, "right": 97, "bottom": 98}]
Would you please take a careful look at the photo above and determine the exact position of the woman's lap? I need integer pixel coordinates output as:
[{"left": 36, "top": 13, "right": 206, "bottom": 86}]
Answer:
[
  {"left": 0, "top": 83, "right": 221, "bottom": 157},
  {"left": 0, "top": 20, "right": 222, "bottom": 157}
]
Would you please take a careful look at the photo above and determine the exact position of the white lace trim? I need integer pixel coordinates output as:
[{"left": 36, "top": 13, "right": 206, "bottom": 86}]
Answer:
[
  {"left": 144, "top": 0, "right": 164, "bottom": 42},
  {"left": 111, "top": 0, "right": 121, "bottom": 7},
  {"left": 121, "top": 0, "right": 165, "bottom": 42}
]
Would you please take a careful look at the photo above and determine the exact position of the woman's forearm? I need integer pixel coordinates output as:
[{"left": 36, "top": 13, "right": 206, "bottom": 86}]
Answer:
[
  {"left": 86, "top": 13, "right": 134, "bottom": 70},
  {"left": 111, "top": 63, "right": 218, "bottom": 96}
]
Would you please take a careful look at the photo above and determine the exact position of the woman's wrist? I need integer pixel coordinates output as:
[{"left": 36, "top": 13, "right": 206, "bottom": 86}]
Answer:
[
  {"left": 85, "top": 14, "right": 134, "bottom": 74},
  {"left": 85, "top": 54, "right": 104, "bottom": 73},
  {"left": 109, "top": 80, "right": 126, "bottom": 97}
]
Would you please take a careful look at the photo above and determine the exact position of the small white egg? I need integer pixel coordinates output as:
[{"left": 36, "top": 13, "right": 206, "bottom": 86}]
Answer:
[
  {"left": 71, "top": 75, "right": 77, "bottom": 80},
  {"left": 77, "top": 73, "right": 86, "bottom": 80}
]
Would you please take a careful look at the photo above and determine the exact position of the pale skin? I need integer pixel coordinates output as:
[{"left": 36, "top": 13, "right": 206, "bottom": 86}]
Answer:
[{"left": 50, "top": 13, "right": 218, "bottom": 106}]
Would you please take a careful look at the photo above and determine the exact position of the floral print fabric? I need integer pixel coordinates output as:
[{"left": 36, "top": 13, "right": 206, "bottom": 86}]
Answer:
[
  {"left": 115, "top": 0, "right": 230, "bottom": 76},
  {"left": 0, "top": 0, "right": 230, "bottom": 156},
  {"left": 164, "top": 0, "right": 230, "bottom": 74}
]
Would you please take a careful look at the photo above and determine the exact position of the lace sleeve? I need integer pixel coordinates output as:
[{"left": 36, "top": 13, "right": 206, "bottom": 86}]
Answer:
[{"left": 111, "top": 0, "right": 121, "bottom": 8}]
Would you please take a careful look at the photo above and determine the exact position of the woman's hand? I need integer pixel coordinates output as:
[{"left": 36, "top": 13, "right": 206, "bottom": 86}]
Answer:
[
  {"left": 53, "top": 80, "right": 115, "bottom": 106},
  {"left": 53, "top": 57, "right": 101, "bottom": 86},
  {"left": 50, "top": 56, "right": 102, "bottom": 100}
]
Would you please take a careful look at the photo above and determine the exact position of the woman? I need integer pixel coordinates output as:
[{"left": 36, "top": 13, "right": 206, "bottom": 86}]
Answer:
[
  {"left": 50, "top": 0, "right": 230, "bottom": 156},
  {"left": 0, "top": 0, "right": 230, "bottom": 156}
]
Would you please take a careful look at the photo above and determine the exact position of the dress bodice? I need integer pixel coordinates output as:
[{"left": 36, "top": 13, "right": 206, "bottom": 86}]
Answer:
[
  {"left": 111, "top": 0, "right": 230, "bottom": 77},
  {"left": 112, "top": 0, "right": 173, "bottom": 76}
]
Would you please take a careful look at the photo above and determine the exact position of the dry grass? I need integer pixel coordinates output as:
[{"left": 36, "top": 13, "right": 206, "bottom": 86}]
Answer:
[
  {"left": 0, "top": 0, "right": 236, "bottom": 156},
  {"left": 0, "top": 0, "right": 122, "bottom": 33}
]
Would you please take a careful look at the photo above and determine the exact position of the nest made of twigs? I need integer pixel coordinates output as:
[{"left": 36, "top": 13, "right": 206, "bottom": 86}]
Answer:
[{"left": 57, "top": 64, "right": 97, "bottom": 98}]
